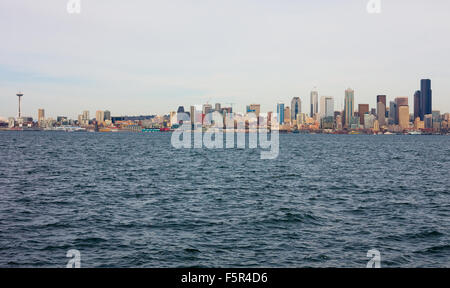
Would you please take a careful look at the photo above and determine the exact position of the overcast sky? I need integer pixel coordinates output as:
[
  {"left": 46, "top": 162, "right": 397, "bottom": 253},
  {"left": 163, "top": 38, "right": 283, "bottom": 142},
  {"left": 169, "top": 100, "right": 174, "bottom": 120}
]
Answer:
[{"left": 1, "top": 0, "right": 449, "bottom": 119}]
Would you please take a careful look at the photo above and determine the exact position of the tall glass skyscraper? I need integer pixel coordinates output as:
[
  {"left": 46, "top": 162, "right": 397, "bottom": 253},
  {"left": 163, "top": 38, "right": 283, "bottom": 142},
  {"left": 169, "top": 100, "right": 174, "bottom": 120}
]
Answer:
[
  {"left": 414, "top": 90, "right": 421, "bottom": 120},
  {"left": 290, "top": 97, "right": 301, "bottom": 122},
  {"left": 310, "top": 90, "right": 318, "bottom": 118},
  {"left": 420, "top": 79, "right": 432, "bottom": 119},
  {"left": 277, "top": 103, "right": 285, "bottom": 125},
  {"left": 344, "top": 88, "right": 354, "bottom": 128}
]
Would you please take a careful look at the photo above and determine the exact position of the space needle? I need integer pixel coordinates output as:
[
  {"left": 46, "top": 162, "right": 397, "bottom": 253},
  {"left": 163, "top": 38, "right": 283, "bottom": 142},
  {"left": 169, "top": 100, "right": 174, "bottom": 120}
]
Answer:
[{"left": 17, "top": 92, "right": 23, "bottom": 119}]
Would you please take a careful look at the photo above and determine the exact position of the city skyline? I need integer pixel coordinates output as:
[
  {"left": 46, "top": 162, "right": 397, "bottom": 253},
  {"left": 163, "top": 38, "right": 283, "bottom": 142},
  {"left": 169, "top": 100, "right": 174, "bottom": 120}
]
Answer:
[{"left": 1, "top": 1, "right": 450, "bottom": 119}]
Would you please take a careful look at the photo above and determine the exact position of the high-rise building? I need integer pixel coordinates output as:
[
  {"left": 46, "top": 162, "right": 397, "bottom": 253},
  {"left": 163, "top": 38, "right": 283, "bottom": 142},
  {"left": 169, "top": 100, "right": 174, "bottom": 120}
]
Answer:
[
  {"left": 344, "top": 88, "right": 354, "bottom": 128},
  {"left": 389, "top": 101, "right": 397, "bottom": 125},
  {"left": 324, "top": 97, "right": 334, "bottom": 118},
  {"left": 398, "top": 105, "right": 410, "bottom": 130},
  {"left": 104, "top": 110, "right": 111, "bottom": 121},
  {"left": 82, "top": 110, "right": 90, "bottom": 126},
  {"left": 215, "top": 103, "right": 221, "bottom": 112},
  {"left": 246, "top": 104, "right": 261, "bottom": 118},
  {"left": 284, "top": 107, "right": 291, "bottom": 124},
  {"left": 277, "top": 103, "right": 285, "bottom": 125},
  {"left": 420, "top": 79, "right": 432, "bottom": 120},
  {"left": 310, "top": 90, "right": 318, "bottom": 117},
  {"left": 291, "top": 97, "right": 301, "bottom": 121},
  {"left": 96, "top": 110, "right": 105, "bottom": 124},
  {"left": 203, "top": 104, "right": 212, "bottom": 115},
  {"left": 414, "top": 90, "right": 421, "bottom": 120},
  {"left": 376, "top": 95, "right": 386, "bottom": 127},
  {"left": 38, "top": 109, "right": 45, "bottom": 127},
  {"left": 395, "top": 97, "right": 408, "bottom": 124},
  {"left": 190, "top": 106, "right": 196, "bottom": 124},
  {"left": 358, "top": 104, "right": 369, "bottom": 125}
]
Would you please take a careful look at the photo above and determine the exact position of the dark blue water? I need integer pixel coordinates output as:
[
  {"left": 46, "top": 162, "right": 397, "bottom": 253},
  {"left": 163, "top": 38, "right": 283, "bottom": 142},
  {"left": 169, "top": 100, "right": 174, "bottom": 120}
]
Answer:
[{"left": 0, "top": 132, "right": 449, "bottom": 267}]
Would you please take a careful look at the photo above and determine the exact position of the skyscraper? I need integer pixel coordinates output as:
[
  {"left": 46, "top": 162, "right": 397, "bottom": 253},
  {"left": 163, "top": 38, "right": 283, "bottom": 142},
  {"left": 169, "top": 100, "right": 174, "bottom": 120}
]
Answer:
[
  {"left": 96, "top": 110, "right": 105, "bottom": 124},
  {"left": 395, "top": 97, "right": 408, "bottom": 124},
  {"left": 377, "top": 95, "right": 386, "bottom": 126},
  {"left": 104, "top": 110, "right": 111, "bottom": 121},
  {"left": 277, "top": 103, "right": 285, "bottom": 125},
  {"left": 202, "top": 104, "right": 212, "bottom": 115},
  {"left": 246, "top": 104, "right": 261, "bottom": 118},
  {"left": 389, "top": 101, "right": 397, "bottom": 125},
  {"left": 358, "top": 104, "right": 369, "bottom": 125},
  {"left": 291, "top": 97, "right": 301, "bottom": 121},
  {"left": 414, "top": 90, "right": 421, "bottom": 120},
  {"left": 324, "top": 97, "right": 334, "bottom": 118},
  {"left": 344, "top": 88, "right": 354, "bottom": 128},
  {"left": 420, "top": 79, "right": 432, "bottom": 119},
  {"left": 310, "top": 90, "right": 318, "bottom": 117},
  {"left": 398, "top": 105, "right": 410, "bottom": 130},
  {"left": 215, "top": 103, "right": 221, "bottom": 112},
  {"left": 284, "top": 107, "right": 291, "bottom": 124},
  {"left": 38, "top": 109, "right": 45, "bottom": 127}
]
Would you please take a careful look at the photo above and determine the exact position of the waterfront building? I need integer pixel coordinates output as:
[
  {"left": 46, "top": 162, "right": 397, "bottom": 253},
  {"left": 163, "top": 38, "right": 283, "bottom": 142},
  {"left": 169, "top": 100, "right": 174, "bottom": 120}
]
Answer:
[
  {"left": 344, "top": 88, "right": 354, "bottom": 128},
  {"left": 420, "top": 79, "right": 432, "bottom": 120},
  {"left": 38, "top": 109, "right": 45, "bottom": 127},
  {"left": 398, "top": 105, "right": 410, "bottom": 130},
  {"left": 284, "top": 107, "right": 291, "bottom": 125},
  {"left": 389, "top": 101, "right": 397, "bottom": 125},
  {"left": 377, "top": 95, "right": 386, "bottom": 126},
  {"left": 364, "top": 114, "right": 375, "bottom": 129},
  {"left": 104, "top": 110, "right": 111, "bottom": 121},
  {"left": 277, "top": 103, "right": 285, "bottom": 125},
  {"left": 291, "top": 97, "right": 301, "bottom": 122},
  {"left": 414, "top": 117, "right": 425, "bottom": 130},
  {"left": 82, "top": 110, "right": 90, "bottom": 126},
  {"left": 203, "top": 104, "right": 212, "bottom": 115},
  {"left": 414, "top": 90, "right": 421, "bottom": 120},
  {"left": 358, "top": 104, "right": 369, "bottom": 125},
  {"left": 424, "top": 114, "right": 433, "bottom": 129},
  {"left": 96, "top": 110, "right": 105, "bottom": 124},
  {"left": 310, "top": 90, "right": 318, "bottom": 117},
  {"left": 246, "top": 104, "right": 261, "bottom": 118}
]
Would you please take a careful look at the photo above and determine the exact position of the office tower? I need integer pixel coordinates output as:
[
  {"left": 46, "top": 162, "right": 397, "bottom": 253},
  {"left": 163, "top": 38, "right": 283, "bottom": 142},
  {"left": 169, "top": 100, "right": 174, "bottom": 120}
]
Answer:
[
  {"left": 104, "top": 110, "right": 111, "bottom": 121},
  {"left": 82, "top": 111, "right": 90, "bottom": 126},
  {"left": 398, "top": 105, "right": 410, "bottom": 130},
  {"left": 376, "top": 95, "right": 386, "bottom": 126},
  {"left": 177, "top": 106, "right": 185, "bottom": 114},
  {"left": 291, "top": 97, "right": 301, "bottom": 121},
  {"left": 414, "top": 90, "right": 421, "bottom": 120},
  {"left": 344, "top": 88, "right": 354, "bottom": 128},
  {"left": 324, "top": 97, "right": 334, "bottom": 118},
  {"left": 277, "top": 103, "right": 285, "bottom": 125},
  {"left": 310, "top": 90, "right": 318, "bottom": 117},
  {"left": 424, "top": 114, "right": 433, "bottom": 129},
  {"left": 203, "top": 104, "right": 212, "bottom": 115},
  {"left": 96, "top": 110, "right": 105, "bottom": 124},
  {"left": 395, "top": 97, "right": 408, "bottom": 124},
  {"left": 371, "top": 108, "right": 376, "bottom": 116},
  {"left": 364, "top": 114, "right": 375, "bottom": 129},
  {"left": 246, "top": 104, "right": 261, "bottom": 118},
  {"left": 358, "top": 104, "right": 369, "bottom": 125},
  {"left": 190, "top": 106, "right": 195, "bottom": 124},
  {"left": 389, "top": 101, "right": 397, "bottom": 125},
  {"left": 215, "top": 103, "right": 221, "bottom": 112},
  {"left": 420, "top": 79, "right": 432, "bottom": 120},
  {"left": 284, "top": 107, "right": 291, "bottom": 124},
  {"left": 38, "top": 109, "right": 45, "bottom": 126}
]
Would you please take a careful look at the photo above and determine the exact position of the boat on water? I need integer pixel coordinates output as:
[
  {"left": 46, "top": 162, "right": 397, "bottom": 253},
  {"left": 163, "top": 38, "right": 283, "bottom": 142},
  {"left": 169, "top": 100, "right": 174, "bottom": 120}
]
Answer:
[{"left": 408, "top": 131, "right": 422, "bottom": 135}]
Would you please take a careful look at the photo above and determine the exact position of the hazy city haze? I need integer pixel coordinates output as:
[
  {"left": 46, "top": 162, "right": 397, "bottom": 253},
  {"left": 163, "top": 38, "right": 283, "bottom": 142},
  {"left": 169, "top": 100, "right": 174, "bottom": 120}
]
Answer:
[{"left": 1, "top": 0, "right": 449, "bottom": 118}]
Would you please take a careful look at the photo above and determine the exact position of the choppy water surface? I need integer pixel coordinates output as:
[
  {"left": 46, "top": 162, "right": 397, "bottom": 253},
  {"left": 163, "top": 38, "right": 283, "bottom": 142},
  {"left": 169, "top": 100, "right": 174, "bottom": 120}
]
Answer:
[{"left": 0, "top": 132, "right": 449, "bottom": 267}]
